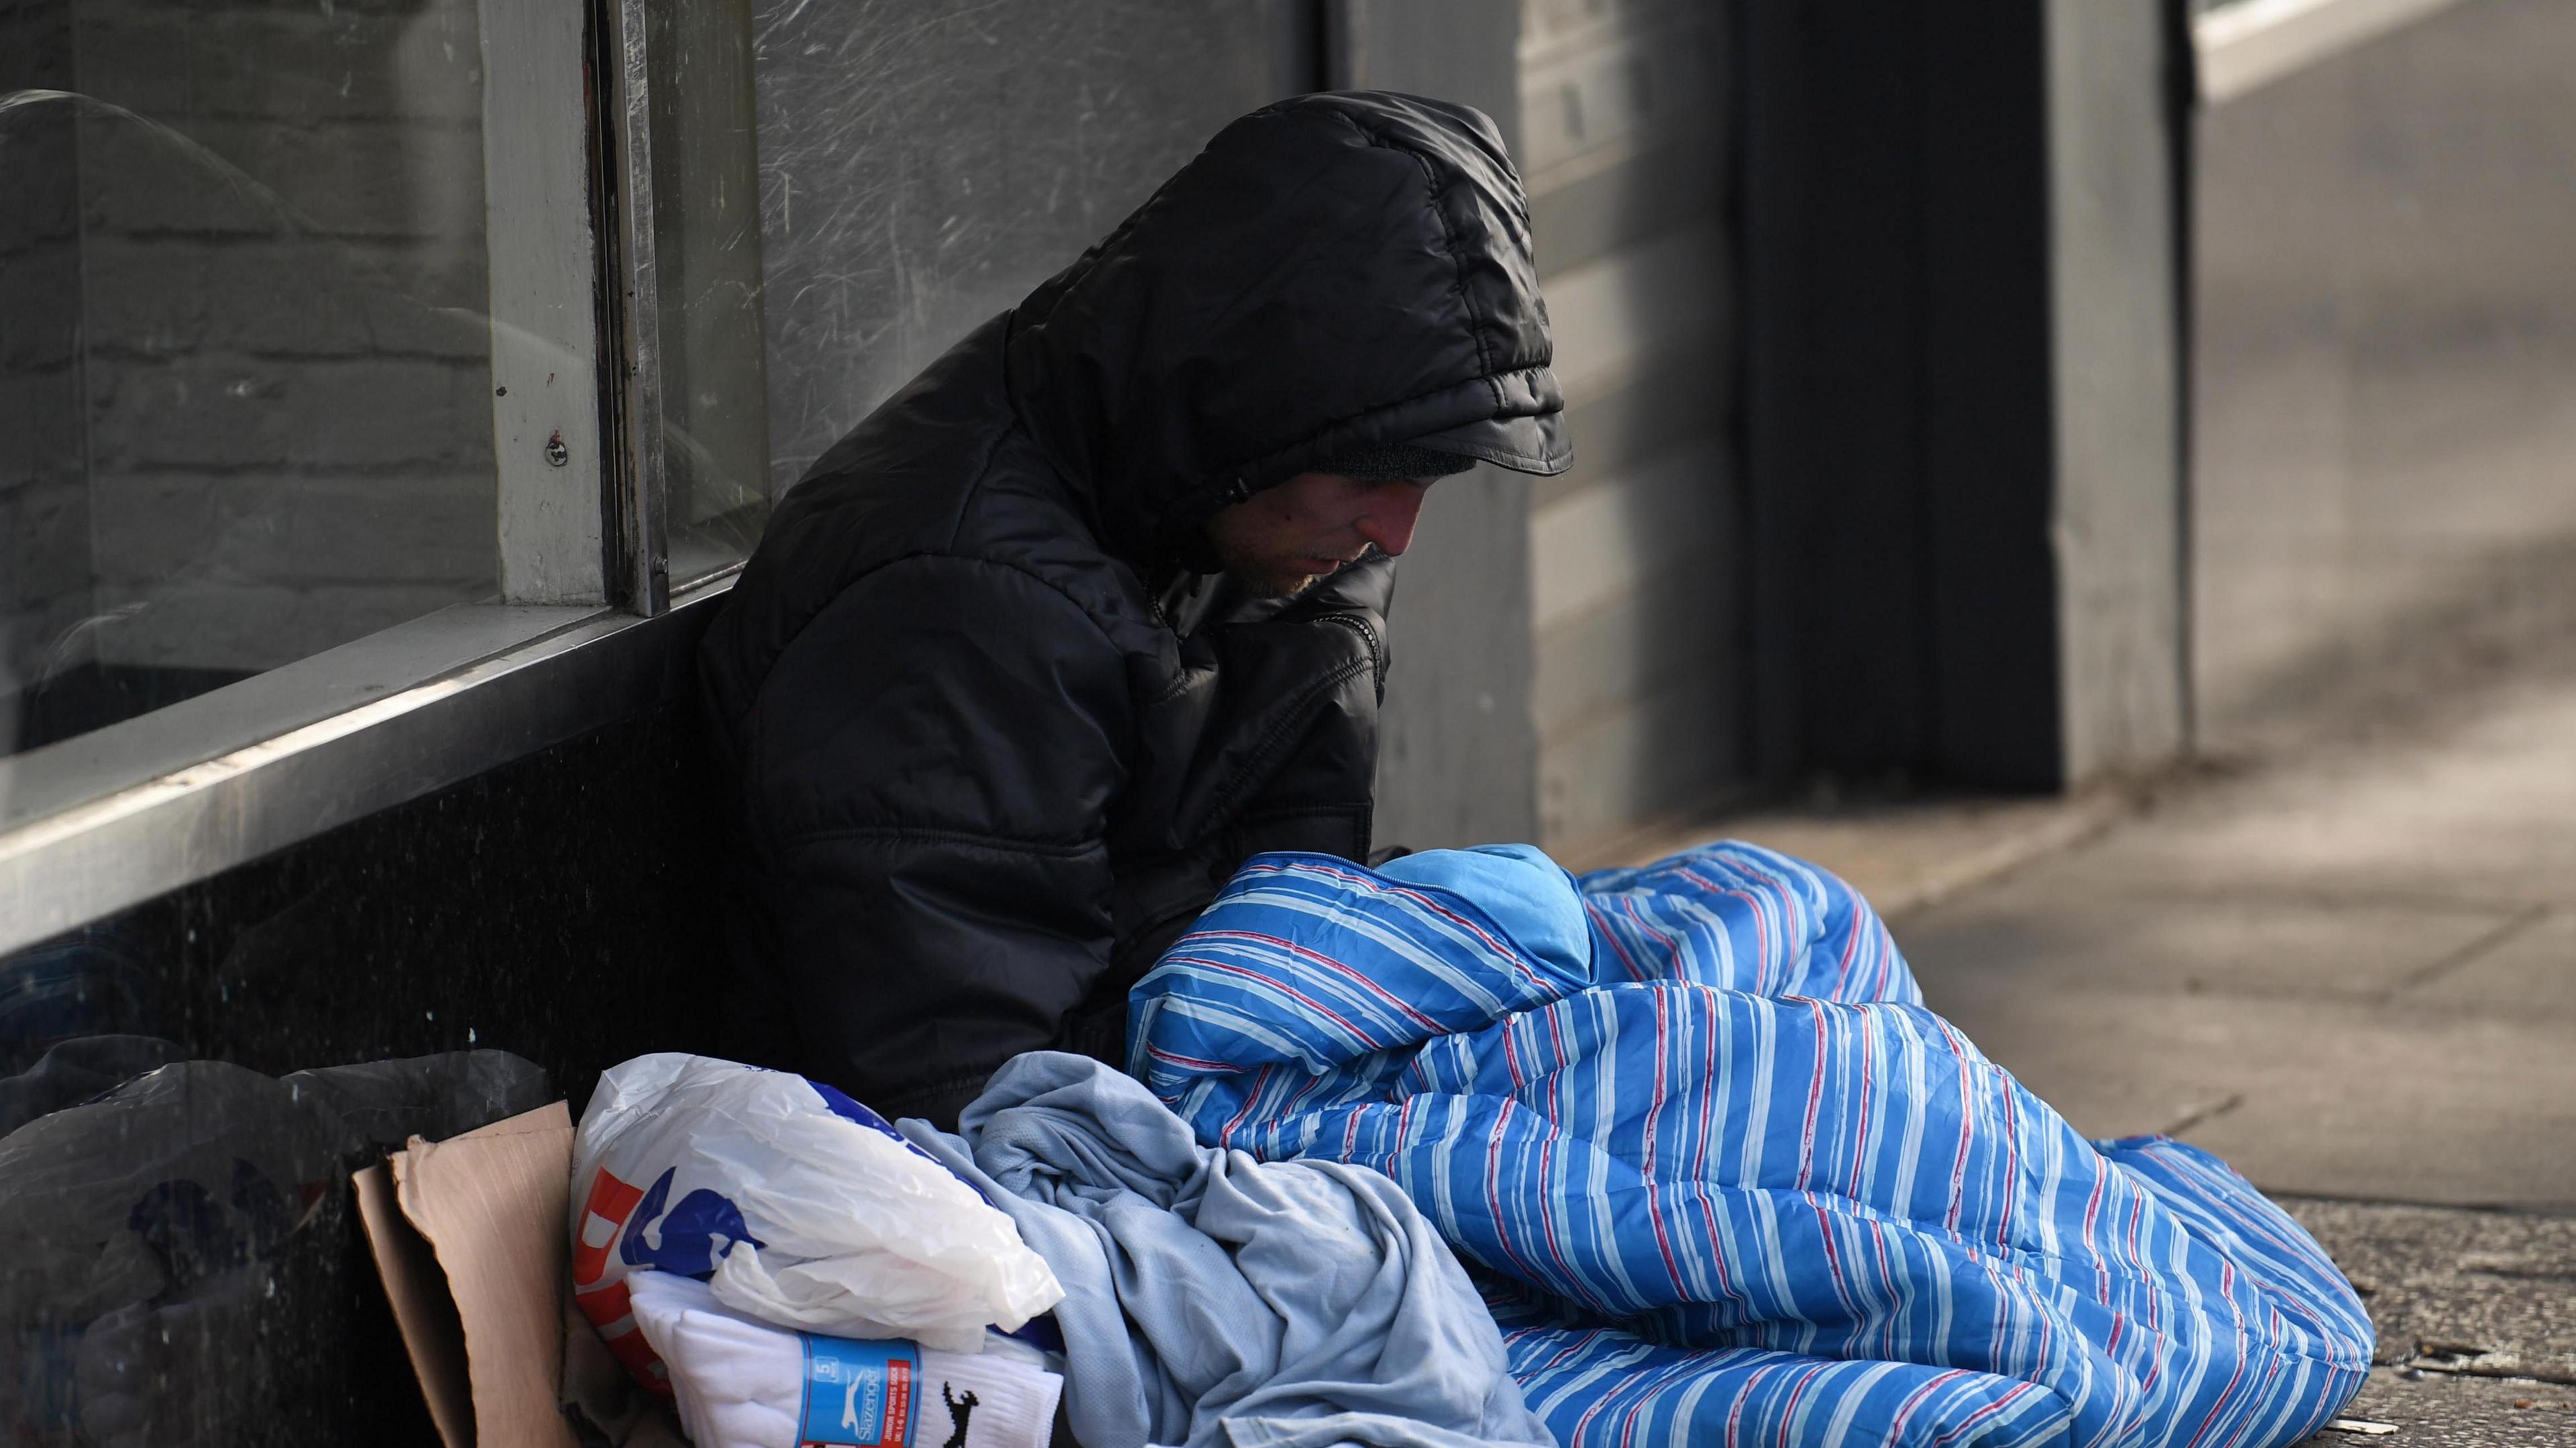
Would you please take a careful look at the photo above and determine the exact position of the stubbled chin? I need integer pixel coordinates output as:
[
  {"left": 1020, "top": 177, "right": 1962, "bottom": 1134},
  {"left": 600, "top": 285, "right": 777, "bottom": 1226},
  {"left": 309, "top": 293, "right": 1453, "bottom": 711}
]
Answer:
[{"left": 1224, "top": 563, "right": 1324, "bottom": 600}]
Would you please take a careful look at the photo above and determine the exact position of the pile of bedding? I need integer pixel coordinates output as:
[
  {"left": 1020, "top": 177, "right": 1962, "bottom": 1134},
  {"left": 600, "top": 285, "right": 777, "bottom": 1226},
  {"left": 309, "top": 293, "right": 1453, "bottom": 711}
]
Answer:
[{"left": 1124, "top": 842, "right": 2373, "bottom": 1448}]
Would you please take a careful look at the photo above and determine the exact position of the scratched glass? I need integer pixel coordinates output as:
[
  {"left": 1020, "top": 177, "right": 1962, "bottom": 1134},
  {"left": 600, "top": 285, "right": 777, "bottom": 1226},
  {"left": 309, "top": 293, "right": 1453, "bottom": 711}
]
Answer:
[
  {"left": 0, "top": 0, "right": 499, "bottom": 759},
  {"left": 748, "top": 0, "right": 1312, "bottom": 498}
]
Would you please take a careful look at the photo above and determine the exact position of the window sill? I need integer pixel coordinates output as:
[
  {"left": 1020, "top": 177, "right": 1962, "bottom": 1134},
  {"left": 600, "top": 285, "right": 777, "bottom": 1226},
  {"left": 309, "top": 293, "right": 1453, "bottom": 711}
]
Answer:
[{"left": 0, "top": 570, "right": 737, "bottom": 956}]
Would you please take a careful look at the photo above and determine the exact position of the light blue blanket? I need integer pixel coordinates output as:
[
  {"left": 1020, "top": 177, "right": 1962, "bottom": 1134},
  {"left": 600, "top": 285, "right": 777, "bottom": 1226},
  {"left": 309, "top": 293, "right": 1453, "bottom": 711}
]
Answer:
[
  {"left": 1128, "top": 842, "right": 2373, "bottom": 1448},
  {"left": 903, "top": 1052, "right": 1555, "bottom": 1448}
]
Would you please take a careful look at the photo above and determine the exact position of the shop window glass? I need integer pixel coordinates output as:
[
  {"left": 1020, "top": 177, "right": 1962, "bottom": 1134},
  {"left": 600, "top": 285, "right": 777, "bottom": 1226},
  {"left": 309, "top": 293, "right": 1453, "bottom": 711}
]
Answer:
[{"left": 1, "top": 0, "right": 511, "bottom": 757}]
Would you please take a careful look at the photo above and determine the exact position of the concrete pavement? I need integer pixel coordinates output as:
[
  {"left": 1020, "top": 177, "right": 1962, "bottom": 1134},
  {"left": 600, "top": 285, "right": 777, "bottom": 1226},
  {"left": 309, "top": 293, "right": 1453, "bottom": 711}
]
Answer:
[
  {"left": 1680, "top": 638, "right": 2576, "bottom": 1443},
  {"left": 1894, "top": 650, "right": 2576, "bottom": 1211}
]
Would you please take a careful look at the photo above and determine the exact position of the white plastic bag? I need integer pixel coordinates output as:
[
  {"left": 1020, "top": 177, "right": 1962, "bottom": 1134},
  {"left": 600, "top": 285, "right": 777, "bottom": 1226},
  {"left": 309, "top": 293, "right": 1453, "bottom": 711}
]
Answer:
[{"left": 568, "top": 1054, "right": 1061, "bottom": 1378}]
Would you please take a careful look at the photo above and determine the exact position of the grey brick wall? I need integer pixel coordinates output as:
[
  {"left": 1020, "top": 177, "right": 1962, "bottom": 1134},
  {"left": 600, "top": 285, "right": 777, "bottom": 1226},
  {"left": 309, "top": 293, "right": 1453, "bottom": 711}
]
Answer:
[{"left": 6, "top": 0, "right": 498, "bottom": 692}]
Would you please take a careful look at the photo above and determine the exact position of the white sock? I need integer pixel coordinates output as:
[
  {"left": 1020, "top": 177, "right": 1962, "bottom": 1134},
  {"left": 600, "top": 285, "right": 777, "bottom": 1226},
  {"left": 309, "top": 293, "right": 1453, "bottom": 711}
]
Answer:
[{"left": 624, "top": 1271, "right": 1061, "bottom": 1448}]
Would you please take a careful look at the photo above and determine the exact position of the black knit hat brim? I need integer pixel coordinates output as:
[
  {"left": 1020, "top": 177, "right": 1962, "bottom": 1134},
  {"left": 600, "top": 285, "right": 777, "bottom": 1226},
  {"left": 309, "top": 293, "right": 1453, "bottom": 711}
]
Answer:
[{"left": 1320, "top": 442, "right": 1483, "bottom": 481}]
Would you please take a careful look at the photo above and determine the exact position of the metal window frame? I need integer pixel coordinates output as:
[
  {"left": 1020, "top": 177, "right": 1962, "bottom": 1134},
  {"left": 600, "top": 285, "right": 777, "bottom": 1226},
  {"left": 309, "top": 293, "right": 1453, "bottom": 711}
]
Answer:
[
  {"left": 484, "top": 0, "right": 612, "bottom": 606},
  {"left": 604, "top": 0, "right": 675, "bottom": 618},
  {"left": 0, "top": 0, "right": 707, "bottom": 956},
  {"left": 0, "top": 577, "right": 731, "bottom": 958}
]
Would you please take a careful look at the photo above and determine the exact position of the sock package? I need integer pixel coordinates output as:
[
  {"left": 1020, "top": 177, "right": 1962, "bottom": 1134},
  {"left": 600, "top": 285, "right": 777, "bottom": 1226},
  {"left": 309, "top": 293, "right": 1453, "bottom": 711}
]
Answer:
[{"left": 625, "top": 1272, "right": 1061, "bottom": 1448}]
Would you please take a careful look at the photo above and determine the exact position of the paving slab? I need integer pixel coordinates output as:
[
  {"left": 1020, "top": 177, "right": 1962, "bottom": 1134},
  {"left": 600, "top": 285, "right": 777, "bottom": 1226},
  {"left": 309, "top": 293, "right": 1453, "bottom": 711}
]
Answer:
[
  {"left": 1591, "top": 787, "right": 2134, "bottom": 910},
  {"left": 2045, "top": 675, "right": 2576, "bottom": 911},
  {"left": 1906, "top": 975, "right": 2576, "bottom": 1207},
  {"left": 1898, "top": 886, "right": 2520, "bottom": 1003},
  {"left": 2407, "top": 909, "right": 2576, "bottom": 1018}
]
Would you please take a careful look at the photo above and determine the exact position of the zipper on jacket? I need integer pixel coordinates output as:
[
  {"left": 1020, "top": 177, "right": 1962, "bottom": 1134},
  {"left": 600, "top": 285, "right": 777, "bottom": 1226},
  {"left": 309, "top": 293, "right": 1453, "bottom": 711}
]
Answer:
[{"left": 1319, "top": 612, "right": 1388, "bottom": 688}]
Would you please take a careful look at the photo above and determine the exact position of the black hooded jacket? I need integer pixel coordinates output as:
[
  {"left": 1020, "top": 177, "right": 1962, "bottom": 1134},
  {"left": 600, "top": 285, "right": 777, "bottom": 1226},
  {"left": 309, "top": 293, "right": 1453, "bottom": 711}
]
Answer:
[{"left": 697, "top": 93, "right": 1566, "bottom": 1126}]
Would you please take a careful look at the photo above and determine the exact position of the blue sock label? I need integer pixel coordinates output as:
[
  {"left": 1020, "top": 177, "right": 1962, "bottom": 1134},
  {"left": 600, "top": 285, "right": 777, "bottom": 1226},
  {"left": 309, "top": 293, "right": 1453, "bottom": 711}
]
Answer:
[{"left": 798, "top": 1335, "right": 920, "bottom": 1447}]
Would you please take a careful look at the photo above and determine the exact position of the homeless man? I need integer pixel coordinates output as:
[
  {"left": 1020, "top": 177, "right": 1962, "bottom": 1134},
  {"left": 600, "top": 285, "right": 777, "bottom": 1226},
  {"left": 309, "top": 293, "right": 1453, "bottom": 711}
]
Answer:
[{"left": 696, "top": 92, "right": 1570, "bottom": 1127}]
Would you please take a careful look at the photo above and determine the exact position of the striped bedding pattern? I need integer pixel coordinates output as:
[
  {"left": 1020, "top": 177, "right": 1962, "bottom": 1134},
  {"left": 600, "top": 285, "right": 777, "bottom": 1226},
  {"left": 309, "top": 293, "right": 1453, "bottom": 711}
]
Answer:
[{"left": 1128, "top": 842, "right": 2371, "bottom": 1448}]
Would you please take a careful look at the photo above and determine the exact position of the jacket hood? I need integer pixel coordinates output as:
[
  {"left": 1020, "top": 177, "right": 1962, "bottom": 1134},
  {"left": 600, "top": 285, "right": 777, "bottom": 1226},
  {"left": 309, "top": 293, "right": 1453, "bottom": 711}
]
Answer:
[{"left": 1004, "top": 91, "right": 1568, "bottom": 570}]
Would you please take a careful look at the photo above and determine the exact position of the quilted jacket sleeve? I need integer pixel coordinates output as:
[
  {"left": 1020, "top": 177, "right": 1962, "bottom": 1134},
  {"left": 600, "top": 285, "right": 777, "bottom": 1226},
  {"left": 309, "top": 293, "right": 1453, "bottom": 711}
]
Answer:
[{"left": 730, "top": 554, "right": 1132, "bottom": 1127}]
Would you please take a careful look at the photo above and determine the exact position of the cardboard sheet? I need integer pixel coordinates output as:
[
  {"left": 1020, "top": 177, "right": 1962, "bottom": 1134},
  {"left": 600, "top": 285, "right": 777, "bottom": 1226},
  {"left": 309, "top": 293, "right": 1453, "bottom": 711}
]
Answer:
[
  {"left": 354, "top": 1100, "right": 581, "bottom": 1448},
  {"left": 355, "top": 1158, "right": 478, "bottom": 1445}
]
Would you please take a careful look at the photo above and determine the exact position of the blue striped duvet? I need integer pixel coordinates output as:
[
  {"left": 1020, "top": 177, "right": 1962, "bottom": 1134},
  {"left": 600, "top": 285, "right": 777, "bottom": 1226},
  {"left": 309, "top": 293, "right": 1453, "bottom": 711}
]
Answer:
[{"left": 1127, "top": 843, "right": 2370, "bottom": 1448}]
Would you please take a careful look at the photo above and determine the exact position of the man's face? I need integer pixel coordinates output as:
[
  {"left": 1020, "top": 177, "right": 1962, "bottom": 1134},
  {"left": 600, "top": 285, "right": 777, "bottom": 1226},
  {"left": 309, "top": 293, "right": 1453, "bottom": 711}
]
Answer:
[{"left": 1204, "top": 471, "right": 1432, "bottom": 598}]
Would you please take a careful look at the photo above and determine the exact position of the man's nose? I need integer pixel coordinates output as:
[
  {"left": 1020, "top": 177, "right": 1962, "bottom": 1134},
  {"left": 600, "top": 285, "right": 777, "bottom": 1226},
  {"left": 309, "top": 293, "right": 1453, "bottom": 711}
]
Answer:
[{"left": 1356, "top": 483, "right": 1429, "bottom": 557}]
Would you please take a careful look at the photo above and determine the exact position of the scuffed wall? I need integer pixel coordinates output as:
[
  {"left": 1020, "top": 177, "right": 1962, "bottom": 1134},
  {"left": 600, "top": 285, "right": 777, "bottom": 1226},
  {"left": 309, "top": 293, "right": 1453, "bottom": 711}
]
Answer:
[
  {"left": 1334, "top": 0, "right": 1543, "bottom": 852},
  {"left": 2047, "top": 0, "right": 2186, "bottom": 778},
  {"left": 1519, "top": 0, "right": 1737, "bottom": 856}
]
